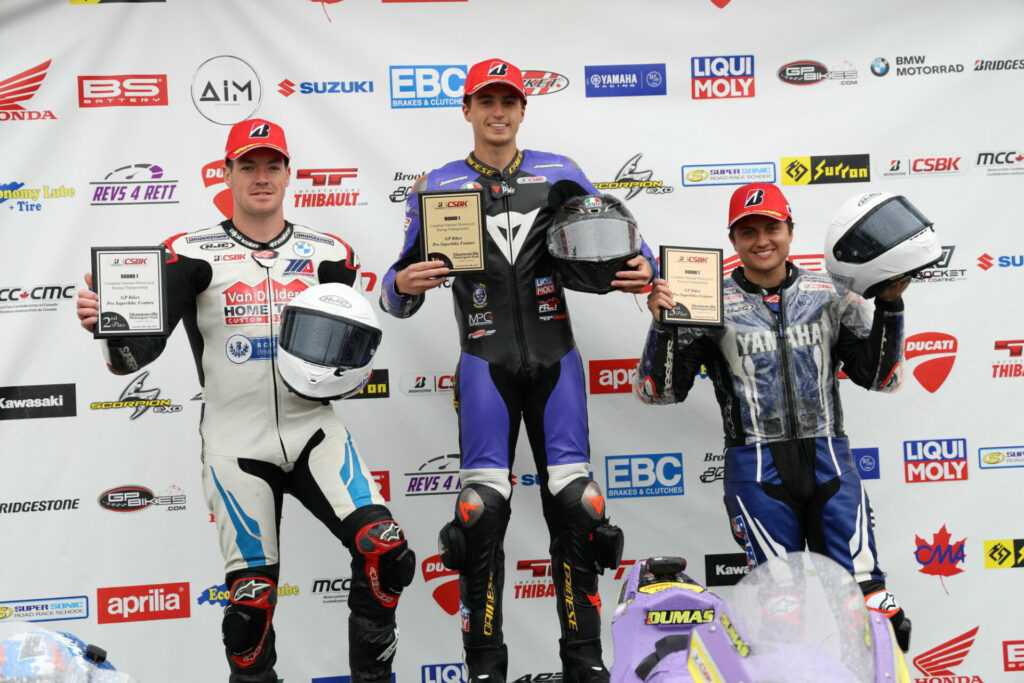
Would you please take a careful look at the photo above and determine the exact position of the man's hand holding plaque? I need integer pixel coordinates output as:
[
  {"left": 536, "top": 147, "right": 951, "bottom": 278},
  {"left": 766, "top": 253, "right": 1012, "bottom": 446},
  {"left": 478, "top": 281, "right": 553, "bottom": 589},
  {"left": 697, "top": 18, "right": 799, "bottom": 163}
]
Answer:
[
  {"left": 90, "top": 246, "right": 169, "bottom": 338},
  {"left": 418, "top": 189, "right": 486, "bottom": 274}
]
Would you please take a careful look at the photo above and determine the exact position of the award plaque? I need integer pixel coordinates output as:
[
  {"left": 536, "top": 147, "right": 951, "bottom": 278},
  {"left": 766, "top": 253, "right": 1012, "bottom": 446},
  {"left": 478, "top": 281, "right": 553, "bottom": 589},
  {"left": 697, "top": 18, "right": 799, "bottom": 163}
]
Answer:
[
  {"left": 418, "top": 189, "right": 486, "bottom": 273},
  {"left": 659, "top": 246, "right": 724, "bottom": 327},
  {"left": 91, "top": 246, "right": 169, "bottom": 338}
]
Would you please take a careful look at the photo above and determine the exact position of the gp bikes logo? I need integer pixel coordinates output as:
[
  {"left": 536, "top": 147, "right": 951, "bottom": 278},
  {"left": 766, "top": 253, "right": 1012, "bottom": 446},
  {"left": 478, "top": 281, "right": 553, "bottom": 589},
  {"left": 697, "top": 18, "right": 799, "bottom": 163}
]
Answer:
[
  {"left": 904, "top": 332, "right": 957, "bottom": 392},
  {"left": 77, "top": 75, "right": 168, "bottom": 107},
  {"left": 421, "top": 554, "right": 460, "bottom": 615},
  {"left": 277, "top": 78, "right": 374, "bottom": 97},
  {"left": 584, "top": 63, "right": 667, "bottom": 98},
  {"left": 389, "top": 65, "right": 467, "bottom": 108},
  {"left": 983, "top": 539, "right": 1024, "bottom": 569},
  {"left": 781, "top": 154, "right": 870, "bottom": 185},
  {"left": 0, "top": 60, "right": 57, "bottom": 121},
  {"left": 405, "top": 454, "right": 461, "bottom": 496},
  {"left": 594, "top": 153, "right": 673, "bottom": 199},
  {"left": 605, "top": 453, "right": 684, "bottom": 498},
  {"left": 191, "top": 55, "right": 262, "bottom": 125},
  {"left": 90, "top": 163, "right": 179, "bottom": 206},
  {"left": 914, "top": 524, "right": 966, "bottom": 592},
  {"left": 912, "top": 627, "right": 981, "bottom": 680},
  {"left": 96, "top": 582, "right": 190, "bottom": 624},
  {"left": 294, "top": 168, "right": 362, "bottom": 208},
  {"left": 89, "top": 371, "right": 182, "bottom": 419},
  {"left": 97, "top": 484, "right": 186, "bottom": 512},
  {"left": 777, "top": 60, "right": 857, "bottom": 85},
  {"left": 521, "top": 70, "right": 569, "bottom": 96},
  {"left": 589, "top": 358, "right": 639, "bottom": 394},
  {"left": 903, "top": 439, "right": 967, "bottom": 483},
  {"left": 690, "top": 55, "right": 754, "bottom": 99}
]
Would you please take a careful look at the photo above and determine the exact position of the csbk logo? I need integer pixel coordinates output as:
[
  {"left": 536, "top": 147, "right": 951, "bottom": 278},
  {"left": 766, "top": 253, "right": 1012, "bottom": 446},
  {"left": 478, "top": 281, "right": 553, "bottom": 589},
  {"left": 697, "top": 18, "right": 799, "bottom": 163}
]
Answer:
[{"left": 904, "top": 332, "right": 957, "bottom": 392}]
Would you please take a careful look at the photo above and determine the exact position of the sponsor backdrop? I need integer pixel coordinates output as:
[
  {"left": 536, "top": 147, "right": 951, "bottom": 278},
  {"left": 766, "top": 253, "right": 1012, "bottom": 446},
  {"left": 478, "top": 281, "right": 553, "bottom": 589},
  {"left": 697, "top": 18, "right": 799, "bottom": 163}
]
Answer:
[{"left": 1, "top": 0, "right": 1021, "bottom": 681}]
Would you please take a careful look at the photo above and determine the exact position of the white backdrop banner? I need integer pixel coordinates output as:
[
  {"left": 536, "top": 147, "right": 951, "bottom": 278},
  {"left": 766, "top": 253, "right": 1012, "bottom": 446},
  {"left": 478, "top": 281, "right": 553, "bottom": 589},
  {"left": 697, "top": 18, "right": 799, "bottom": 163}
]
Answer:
[{"left": 1, "top": 1, "right": 1022, "bottom": 682}]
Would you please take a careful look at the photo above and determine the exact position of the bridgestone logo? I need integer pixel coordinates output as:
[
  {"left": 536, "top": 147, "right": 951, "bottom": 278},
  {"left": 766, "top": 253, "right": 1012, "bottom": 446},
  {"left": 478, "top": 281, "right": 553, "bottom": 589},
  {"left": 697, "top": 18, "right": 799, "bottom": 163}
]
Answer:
[{"left": 0, "top": 499, "right": 80, "bottom": 514}]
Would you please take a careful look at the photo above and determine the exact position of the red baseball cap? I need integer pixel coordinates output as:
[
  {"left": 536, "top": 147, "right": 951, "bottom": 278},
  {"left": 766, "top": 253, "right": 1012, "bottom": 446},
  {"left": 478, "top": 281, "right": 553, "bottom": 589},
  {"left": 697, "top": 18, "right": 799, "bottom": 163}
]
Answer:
[
  {"left": 727, "top": 182, "right": 792, "bottom": 230},
  {"left": 463, "top": 58, "right": 526, "bottom": 101},
  {"left": 225, "top": 118, "right": 290, "bottom": 161}
]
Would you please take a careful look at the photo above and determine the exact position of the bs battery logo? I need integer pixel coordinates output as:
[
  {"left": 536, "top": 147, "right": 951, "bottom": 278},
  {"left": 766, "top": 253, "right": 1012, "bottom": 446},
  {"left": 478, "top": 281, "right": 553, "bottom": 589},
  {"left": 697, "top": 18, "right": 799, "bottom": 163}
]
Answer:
[{"left": 904, "top": 332, "right": 957, "bottom": 392}]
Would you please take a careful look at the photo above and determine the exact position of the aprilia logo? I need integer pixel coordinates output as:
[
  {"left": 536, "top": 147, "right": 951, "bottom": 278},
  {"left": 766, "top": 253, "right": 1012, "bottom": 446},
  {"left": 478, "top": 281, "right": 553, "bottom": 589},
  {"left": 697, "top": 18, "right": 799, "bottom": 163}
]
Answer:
[
  {"left": 589, "top": 359, "right": 639, "bottom": 394},
  {"left": 97, "top": 582, "right": 190, "bottom": 623}
]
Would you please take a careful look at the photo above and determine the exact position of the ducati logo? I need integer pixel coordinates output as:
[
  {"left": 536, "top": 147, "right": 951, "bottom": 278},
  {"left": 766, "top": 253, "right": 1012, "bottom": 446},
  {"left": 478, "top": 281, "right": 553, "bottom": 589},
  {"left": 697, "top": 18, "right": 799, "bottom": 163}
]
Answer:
[{"left": 904, "top": 332, "right": 958, "bottom": 393}]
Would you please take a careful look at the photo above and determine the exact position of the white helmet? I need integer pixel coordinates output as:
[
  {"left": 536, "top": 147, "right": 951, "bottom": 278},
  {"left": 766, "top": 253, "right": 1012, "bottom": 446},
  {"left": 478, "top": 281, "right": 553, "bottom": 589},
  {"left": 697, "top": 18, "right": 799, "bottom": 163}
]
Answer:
[
  {"left": 824, "top": 192, "right": 941, "bottom": 298},
  {"left": 276, "top": 283, "right": 382, "bottom": 401}
]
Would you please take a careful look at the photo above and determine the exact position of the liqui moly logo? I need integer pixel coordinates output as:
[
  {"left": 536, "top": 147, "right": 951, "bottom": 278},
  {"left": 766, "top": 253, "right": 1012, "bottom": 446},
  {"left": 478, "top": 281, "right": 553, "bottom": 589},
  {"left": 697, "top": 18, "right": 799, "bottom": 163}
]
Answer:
[
  {"left": 691, "top": 55, "right": 755, "bottom": 99},
  {"left": 97, "top": 581, "right": 190, "bottom": 623},
  {"left": 903, "top": 439, "right": 968, "bottom": 483}
]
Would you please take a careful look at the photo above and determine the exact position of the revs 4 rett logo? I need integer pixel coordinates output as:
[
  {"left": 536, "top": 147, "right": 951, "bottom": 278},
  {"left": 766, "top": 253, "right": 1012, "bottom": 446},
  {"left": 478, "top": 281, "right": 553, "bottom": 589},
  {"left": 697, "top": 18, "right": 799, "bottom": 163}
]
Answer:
[{"left": 904, "top": 332, "right": 957, "bottom": 392}]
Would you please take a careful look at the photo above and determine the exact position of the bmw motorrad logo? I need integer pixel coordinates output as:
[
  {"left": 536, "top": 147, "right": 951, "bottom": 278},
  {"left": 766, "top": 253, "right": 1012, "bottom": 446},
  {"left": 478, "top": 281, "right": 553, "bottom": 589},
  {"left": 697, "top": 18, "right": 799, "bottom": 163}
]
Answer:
[
  {"left": 870, "top": 57, "right": 890, "bottom": 77},
  {"left": 293, "top": 241, "right": 314, "bottom": 257}
]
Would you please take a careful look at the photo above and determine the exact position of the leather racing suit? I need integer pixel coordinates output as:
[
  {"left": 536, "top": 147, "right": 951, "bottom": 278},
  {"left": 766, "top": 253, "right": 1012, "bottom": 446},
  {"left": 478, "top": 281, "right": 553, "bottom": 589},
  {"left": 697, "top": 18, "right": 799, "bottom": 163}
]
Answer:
[
  {"left": 634, "top": 262, "right": 912, "bottom": 648},
  {"left": 96, "top": 220, "right": 414, "bottom": 683},
  {"left": 381, "top": 150, "right": 652, "bottom": 681}
]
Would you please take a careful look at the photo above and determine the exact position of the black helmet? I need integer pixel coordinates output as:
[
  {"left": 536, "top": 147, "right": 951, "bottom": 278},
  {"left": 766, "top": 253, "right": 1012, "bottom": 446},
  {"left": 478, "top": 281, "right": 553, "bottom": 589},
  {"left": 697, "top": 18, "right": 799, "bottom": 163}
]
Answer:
[{"left": 547, "top": 194, "right": 641, "bottom": 294}]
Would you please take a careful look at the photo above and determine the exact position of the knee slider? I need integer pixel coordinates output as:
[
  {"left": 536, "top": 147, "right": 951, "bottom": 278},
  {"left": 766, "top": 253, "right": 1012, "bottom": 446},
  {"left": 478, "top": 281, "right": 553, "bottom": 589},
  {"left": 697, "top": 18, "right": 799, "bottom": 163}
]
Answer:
[
  {"left": 554, "top": 478, "right": 623, "bottom": 572},
  {"left": 222, "top": 574, "right": 277, "bottom": 664},
  {"left": 351, "top": 507, "right": 415, "bottom": 607},
  {"left": 439, "top": 484, "right": 509, "bottom": 571}
]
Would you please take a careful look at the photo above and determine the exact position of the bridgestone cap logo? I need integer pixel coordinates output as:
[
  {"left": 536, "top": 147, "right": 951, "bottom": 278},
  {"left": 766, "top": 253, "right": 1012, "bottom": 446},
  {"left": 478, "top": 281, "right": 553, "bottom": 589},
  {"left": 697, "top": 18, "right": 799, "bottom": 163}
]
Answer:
[
  {"left": 744, "top": 189, "right": 764, "bottom": 207},
  {"left": 488, "top": 63, "right": 508, "bottom": 77},
  {"left": 249, "top": 123, "right": 270, "bottom": 139}
]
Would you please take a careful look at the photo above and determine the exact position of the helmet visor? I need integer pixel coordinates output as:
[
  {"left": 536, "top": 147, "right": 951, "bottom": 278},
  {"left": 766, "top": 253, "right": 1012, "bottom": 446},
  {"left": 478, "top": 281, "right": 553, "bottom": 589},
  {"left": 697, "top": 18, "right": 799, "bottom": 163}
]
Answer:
[
  {"left": 832, "top": 196, "right": 933, "bottom": 264},
  {"left": 548, "top": 217, "right": 641, "bottom": 261},
  {"left": 278, "top": 308, "right": 381, "bottom": 369}
]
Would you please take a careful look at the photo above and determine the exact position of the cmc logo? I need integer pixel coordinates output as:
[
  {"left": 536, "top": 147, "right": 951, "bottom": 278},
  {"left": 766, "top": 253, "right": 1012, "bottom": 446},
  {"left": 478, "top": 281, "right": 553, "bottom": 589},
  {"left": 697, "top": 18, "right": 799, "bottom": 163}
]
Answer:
[
  {"left": 421, "top": 554, "right": 459, "bottom": 615},
  {"left": 904, "top": 332, "right": 957, "bottom": 392},
  {"left": 605, "top": 453, "right": 684, "bottom": 499},
  {"left": 903, "top": 439, "right": 967, "bottom": 483},
  {"left": 389, "top": 65, "right": 467, "bottom": 108},
  {"left": 589, "top": 358, "right": 639, "bottom": 394},
  {"left": 96, "top": 582, "right": 190, "bottom": 624}
]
